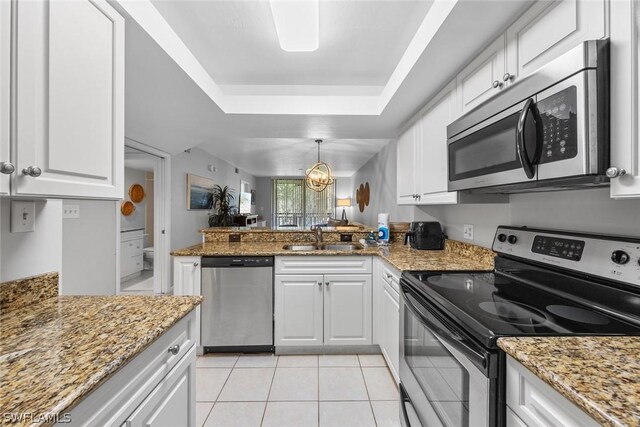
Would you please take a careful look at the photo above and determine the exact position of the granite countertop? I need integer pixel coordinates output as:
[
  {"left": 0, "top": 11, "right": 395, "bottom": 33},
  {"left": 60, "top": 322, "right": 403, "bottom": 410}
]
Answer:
[
  {"left": 171, "top": 240, "right": 496, "bottom": 272},
  {"left": 498, "top": 336, "right": 640, "bottom": 427},
  {"left": 0, "top": 294, "right": 202, "bottom": 426}
]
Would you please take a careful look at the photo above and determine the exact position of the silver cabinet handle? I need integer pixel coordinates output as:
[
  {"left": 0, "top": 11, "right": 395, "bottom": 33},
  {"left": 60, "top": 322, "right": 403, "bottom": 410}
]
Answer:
[
  {"left": 492, "top": 80, "right": 503, "bottom": 89},
  {"left": 22, "top": 166, "right": 42, "bottom": 177},
  {"left": 0, "top": 161, "right": 15, "bottom": 175},
  {"left": 503, "top": 72, "right": 515, "bottom": 82},
  {"left": 168, "top": 344, "right": 180, "bottom": 355},
  {"left": 193, "top": 262, "right": 199, "bottom": 267},
  {"left": 325, "top": 281, "right": 330, "bottom": 286},
  {"left": 318, "top": 281, "right": 322, "bottom": 287},
  {"left": 606, "top": 167, "right": 627, "bottom": 178}
]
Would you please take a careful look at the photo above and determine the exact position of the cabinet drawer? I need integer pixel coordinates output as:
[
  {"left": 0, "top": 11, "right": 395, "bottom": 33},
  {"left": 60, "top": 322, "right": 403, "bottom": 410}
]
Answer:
[
  {"left": 121, "top": 238, "right": 143, "bottom": 258},
  {"left": 121, "top": 254, "right": 143, "bottom": 278},
  {"left": 275, "top": 256, "right": 372, "bottom": 275},
  {"left": 506, "top": 356, "right": 599, "bottom": 427},
  {"left": 381, "top": 264, "right": 400, "bottom": 294},
  {"left": 61, "top": 311, "right": 197, "bottom": 427}
]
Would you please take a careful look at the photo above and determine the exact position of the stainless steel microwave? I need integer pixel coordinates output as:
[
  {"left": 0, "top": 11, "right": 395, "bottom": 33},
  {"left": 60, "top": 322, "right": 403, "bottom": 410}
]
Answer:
[{"left": 447, "top": 40, "right": 609, "bottom": 193}]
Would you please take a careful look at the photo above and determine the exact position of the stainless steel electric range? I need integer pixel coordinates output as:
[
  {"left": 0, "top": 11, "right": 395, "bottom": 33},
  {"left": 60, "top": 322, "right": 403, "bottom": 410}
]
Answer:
[{"left": 399, "top": 226, "right": 640, "bottom": 427}]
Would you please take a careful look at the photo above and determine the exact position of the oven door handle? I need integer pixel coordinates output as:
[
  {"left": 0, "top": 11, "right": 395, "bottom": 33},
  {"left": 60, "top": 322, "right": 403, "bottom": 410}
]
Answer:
[
  {"left": 516, "top": 97, "right": 543, "bottom": 179},
  {"left": 402, "top": 285, "right": 490, "bottom": 375}
]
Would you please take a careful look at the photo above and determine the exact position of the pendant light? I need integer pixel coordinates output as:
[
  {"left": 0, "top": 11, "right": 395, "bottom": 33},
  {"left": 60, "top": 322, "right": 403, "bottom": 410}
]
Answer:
[{"left": 305, "top": 139, "right": 334, "bottom": 192}]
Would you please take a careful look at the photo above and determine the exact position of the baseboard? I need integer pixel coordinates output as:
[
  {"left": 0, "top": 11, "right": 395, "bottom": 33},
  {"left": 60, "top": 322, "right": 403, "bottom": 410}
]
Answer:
[{"left": 276, "top": 345, "right": 381, "bottom": 355}]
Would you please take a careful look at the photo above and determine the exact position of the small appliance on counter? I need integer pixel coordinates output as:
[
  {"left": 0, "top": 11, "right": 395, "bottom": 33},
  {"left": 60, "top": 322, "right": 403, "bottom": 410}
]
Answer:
[
  {"left": 404, "top": 221, "right": 446, "bottom": 250},
  {"left": 378, "top": 213, "right": 390, "bottom": 244}
]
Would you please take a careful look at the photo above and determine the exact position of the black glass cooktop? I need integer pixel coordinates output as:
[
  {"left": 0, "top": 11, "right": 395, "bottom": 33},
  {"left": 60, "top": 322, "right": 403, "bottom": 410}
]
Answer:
[{"left": 403, "top": 264, "right": 640, "bottom": 348}]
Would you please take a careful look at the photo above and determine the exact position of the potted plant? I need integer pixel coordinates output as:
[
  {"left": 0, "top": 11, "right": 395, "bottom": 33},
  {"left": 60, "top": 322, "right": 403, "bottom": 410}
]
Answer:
[{"left": 208, "top": 185, "right": 236, "bottom": 227}]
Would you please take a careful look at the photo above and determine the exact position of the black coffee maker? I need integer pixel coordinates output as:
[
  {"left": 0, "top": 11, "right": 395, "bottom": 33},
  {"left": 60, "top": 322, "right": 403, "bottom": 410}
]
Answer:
[{"left": 404, "top": 221, "right": 446, "bottom": 250}]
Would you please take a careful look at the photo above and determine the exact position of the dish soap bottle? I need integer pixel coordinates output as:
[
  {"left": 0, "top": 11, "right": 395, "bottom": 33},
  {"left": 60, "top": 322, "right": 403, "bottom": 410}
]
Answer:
[{"left": 377, "top": 213, "right": 390, "bottom": 244}]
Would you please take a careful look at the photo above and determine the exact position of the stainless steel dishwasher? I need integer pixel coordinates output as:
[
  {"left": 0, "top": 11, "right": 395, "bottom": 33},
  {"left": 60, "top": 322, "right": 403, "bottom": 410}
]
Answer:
[{"left": 201, "top": 256, "right": 274, "bottom": 353}]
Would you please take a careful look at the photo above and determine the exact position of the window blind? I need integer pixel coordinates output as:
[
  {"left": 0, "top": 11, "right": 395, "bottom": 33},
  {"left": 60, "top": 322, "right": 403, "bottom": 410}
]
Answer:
[{"left": 272, "top": 178, "right": 336, "bottom": 227}]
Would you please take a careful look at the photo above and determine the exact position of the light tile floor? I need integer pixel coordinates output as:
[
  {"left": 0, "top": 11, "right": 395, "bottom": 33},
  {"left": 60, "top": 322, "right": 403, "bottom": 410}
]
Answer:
[{"left": 196, "top": 354, "right": 400, "bottom": 427}]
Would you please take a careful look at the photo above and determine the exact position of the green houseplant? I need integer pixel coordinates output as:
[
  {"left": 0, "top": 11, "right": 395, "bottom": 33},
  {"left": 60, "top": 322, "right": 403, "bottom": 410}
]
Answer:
[{"left": 208, "top": 185, "right": 236, "bottom": 227}]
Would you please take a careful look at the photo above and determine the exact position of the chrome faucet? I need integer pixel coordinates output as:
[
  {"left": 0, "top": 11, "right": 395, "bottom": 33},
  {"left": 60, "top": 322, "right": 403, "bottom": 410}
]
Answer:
[{"left": 312, "top": 225, "right": 323, "bottom": 243}]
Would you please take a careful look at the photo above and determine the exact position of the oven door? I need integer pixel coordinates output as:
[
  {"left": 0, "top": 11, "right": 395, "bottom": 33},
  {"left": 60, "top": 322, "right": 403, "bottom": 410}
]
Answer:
[
  {"left": 399, "top": 282, "right": 499, "bottom": 427},
  {"left": 447, "top": 97, "right": 543, "bottom": 192}
]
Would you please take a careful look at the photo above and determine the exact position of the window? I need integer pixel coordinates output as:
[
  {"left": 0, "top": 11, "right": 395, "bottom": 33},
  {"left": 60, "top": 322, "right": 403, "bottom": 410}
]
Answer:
[{"left": 272, "top": 178, "right": 335, "bottom": 227}]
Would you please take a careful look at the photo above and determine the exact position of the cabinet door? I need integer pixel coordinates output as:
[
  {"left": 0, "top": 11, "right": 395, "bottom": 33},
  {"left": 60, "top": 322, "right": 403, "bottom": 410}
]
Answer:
[
  {"left": 125, "top": 346, "right": 196, "bottom": 427},
  {"left": 324, "top": 274, "right": 372, "bottom": 346},
  {"left": 610, "top": 0, "right": 640, "bottom": 198},
  {"left": 275, "top": 275, "right": 324, "bottom": 346},
  {"left": 506, "top": 0, "right": 606, "bottom": 85},
  {"left": 396, "top": 126, "right": 417, "bottom": 205},
  {"left": 13, "top": 0, "right": 124, "bottom": 199},
  {"left": 381, "top": 282, "right": 400, "bottom": 383},
  {"left": 173, "top": 257, "right": 201, "bottom": 296},
  {"left": 0, "top": 0, "right": 10, "bottom": 195},
  {"left": 417, "top": 82, "right": 458, "bottom": 204},
  {"left": 456, "top": 35, "right": 506, "bottom": 115}
]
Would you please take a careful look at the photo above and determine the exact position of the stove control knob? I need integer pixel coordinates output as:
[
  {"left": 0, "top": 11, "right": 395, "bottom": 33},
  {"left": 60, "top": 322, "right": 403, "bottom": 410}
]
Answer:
[
  {"left": 507, "top": 235, "right": 518, "bottom": 244},
  {"left": 611, "top": 250, "right": 630, "bottom": 265},
  {"left": 497, "top": 233, "right": 507, "bottom": 242}
]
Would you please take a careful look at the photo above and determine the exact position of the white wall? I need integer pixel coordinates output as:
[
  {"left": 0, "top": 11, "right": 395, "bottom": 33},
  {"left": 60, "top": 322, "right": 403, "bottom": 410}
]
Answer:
[
  {"left": 352, "top": 142, "right": 640, "bottom": 248},
  {"left": 121, "top": 167, "right": 147, "bottom": 231},
  {"left": 61, "top": 200, "right": 117, "bottom": 295},
  {"left": 255, "top": 177, "right": 272, "bottom": 226},
  {"left": 0, "top": 199, "right": 63, "bottom": 282},
  {"left": 349, "top": 139, "right": 414, "bottom": 227},
  {"left": 170, "top": 147, "right": 256, "bottom": 250}
]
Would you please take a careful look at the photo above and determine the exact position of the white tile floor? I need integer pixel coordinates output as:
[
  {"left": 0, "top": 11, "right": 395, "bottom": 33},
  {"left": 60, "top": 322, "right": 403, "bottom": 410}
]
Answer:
[{"left": 196, "top": 354, "right": 400, "bottom": 427}]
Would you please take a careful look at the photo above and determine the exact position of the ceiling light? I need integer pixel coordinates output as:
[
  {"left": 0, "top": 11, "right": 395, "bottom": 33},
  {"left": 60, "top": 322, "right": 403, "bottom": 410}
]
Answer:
[
  {"left": 305, "top": 139, "right": 334, "bottom": 192},
  {"left": 269, "top": 0, "right": 319, "bottom": 52}
]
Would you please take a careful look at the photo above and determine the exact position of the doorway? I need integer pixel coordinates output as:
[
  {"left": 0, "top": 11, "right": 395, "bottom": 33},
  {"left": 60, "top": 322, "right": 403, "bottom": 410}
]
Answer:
[{"left": 118, "top": 141, "right": 170, "bottom": 295}]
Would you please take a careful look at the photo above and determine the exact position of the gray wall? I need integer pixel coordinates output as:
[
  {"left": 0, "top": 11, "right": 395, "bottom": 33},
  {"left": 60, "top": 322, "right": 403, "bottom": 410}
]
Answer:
[
  {"left": 171, "top": 147, "right": 257, "bottom": 250},
  {"left": 121, "top": 167, "right": 147, "bottom": 231},
  {"left": 1, "top": 199, "right": 63, "bottom": 282},
  {"left": 349, "top": 139, "right": 414, "bottom": 227},
  {"left": 352, "top": 142, "right": 640, "bottom": 248},
  {"left": 61, "top": 200, "right": 117, "bottom": 295}
]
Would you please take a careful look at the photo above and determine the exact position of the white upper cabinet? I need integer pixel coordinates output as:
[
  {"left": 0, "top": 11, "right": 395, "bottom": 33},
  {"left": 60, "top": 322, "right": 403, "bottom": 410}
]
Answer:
[
  {"left": 456, "top": 35, "right": 507, "bottom": 115},
  {"left": 506, "top": 0, "right": 606, "bottom": 85},
  {"left": 396, "top": 126, "right": 418, "bottom": 205},
  {"left": 417, "top": 82, "right": 458, "bottom": 204},
  {"left": 609, "top": 0, "right": 640, "bottom": 198},
  {"left": 11, "top": 0, "right": 124, "bottom": 199},
  {"left": 0, "top": 0, "right": 10, "bottom": 195}
]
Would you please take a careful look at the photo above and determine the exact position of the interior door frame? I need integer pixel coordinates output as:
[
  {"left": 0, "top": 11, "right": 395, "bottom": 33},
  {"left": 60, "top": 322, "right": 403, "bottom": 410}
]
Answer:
[{"left": 117, "top": 139, "right": 172, "bottom": 295}]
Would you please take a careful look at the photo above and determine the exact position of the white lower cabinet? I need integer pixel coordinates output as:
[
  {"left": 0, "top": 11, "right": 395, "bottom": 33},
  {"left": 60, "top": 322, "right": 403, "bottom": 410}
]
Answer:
[
  {"left": 274, "top": 274, "right": 324, "bottom": 346},
  {"left": 59, "top": 311, "right": 197, "bottom": 427},
  {"left": 374, "top": 258, "right": 401, "bottom": 383},
  {"left": 275, "top": 256, "right": 373, "bottom": 347},
  {"left": 173, "top": 257, "right": 201, "bottom": 348},
  {"left": 506, "top": 355, "right": 599, "bottom": 427}
]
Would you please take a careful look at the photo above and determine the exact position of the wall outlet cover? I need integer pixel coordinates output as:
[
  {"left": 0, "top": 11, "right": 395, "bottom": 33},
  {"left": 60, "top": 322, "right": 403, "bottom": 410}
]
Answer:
[
  {"left": 463, "top": 224, "right": 474, "bottom": 240},
  {"left": 63, "top": 204, "right": 80, "bottom": 219},
  {"left": 11, "top": 201, "right": 36, "bottom": 233}
]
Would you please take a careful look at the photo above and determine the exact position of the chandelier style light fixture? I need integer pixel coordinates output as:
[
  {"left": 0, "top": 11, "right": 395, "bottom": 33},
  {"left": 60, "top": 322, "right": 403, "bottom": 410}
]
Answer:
[{"left": 305, "top": 139, "right": 334, "bottom": 192}]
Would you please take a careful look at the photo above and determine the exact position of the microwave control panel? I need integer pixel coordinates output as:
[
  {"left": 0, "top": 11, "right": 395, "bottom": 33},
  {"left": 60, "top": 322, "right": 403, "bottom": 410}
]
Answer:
[{"left": 537, "top": 86, "right": 578, "bottom": 164}]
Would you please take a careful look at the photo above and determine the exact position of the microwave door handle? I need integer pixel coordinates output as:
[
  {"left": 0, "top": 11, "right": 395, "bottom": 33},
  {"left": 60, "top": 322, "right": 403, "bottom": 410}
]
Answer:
[{"left": 516, "top": 98, "right": 543, "bottom": 179}]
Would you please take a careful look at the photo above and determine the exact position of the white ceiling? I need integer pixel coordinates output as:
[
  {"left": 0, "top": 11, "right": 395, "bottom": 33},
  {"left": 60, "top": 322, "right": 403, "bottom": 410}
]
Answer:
[
  {"left": 150, "top": 0, "right": 432, "bottom": 87},
  {"left": 115, "top": 0, "right": 533, "bottom": 177}
]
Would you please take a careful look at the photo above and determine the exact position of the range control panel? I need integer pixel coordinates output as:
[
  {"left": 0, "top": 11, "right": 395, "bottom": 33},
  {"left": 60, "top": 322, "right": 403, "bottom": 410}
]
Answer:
[
  {"left": 493, "top": 226, "right": 640, "bottom": 288},
  {"left": 531, "top": 236, "right": 585, "bottom": 261}
]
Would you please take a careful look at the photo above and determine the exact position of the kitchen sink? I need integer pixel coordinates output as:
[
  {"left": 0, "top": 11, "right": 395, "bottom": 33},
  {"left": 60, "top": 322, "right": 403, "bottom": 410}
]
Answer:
[
  {"left": 281, "top": 243, "right": 364, "bottom": 251},
  {"left": 321, "top": 243, "right": 363, "bottom": 251},
  {"left": 282, "top": 244, "right": 320, "bottom": 251}
]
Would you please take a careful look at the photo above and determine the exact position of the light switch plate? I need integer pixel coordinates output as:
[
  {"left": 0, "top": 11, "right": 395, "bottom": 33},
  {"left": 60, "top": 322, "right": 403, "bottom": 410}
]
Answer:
[
  {"left": 463, "top": 224, "right": 474, "bottom": 240},
  {"left": 63, "top": 204, "right": 80, "bottom": 219},
  {"left": 11, "top": 201, "right": 35, "bottom": 233}
]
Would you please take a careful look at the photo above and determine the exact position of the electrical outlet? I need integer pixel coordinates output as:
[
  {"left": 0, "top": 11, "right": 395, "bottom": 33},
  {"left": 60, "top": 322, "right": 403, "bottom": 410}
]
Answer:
[
  {"left": 11, "top": 201, "right": 35, "bottom": 233},
  {"left": 63, "top": 204, "right": 80, "bottom": 219},
  {"left": 463, "top": 224, "right": 474, "bottom": 240}
]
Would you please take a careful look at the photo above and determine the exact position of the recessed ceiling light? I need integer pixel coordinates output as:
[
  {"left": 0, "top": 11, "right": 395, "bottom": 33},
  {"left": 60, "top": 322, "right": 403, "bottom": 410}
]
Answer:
[{"left": 269, "top": 0, "right": 319, "bottom": 52}]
